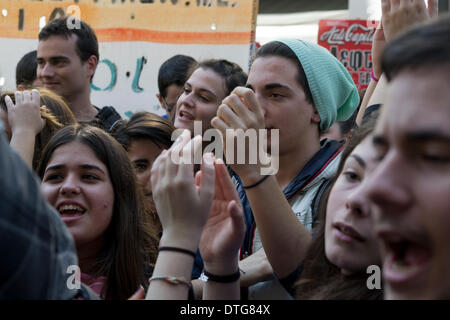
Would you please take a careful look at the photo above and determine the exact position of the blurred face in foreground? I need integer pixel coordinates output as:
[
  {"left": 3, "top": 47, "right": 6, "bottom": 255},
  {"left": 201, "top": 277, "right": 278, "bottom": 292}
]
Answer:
[{"left": 366, "top": 67, "right": 450, "bottom": 300}]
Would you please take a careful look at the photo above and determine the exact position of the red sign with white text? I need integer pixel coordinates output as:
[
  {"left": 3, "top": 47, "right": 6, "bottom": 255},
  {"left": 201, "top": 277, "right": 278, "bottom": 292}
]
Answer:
[{"left": 318, "top": 19, "right": 379, "bottom": 91}]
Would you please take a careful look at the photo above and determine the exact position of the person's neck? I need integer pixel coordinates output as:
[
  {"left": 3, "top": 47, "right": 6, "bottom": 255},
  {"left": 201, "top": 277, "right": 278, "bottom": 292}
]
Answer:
[
  {"left": 66, "top": 90, "right": 98, "bottom": 123},
  {"left": 76, "top": 238, "right": 105, "bottom": 275},
  {"left": 275, "top": 139, "right": 321, "bottom": 191}
]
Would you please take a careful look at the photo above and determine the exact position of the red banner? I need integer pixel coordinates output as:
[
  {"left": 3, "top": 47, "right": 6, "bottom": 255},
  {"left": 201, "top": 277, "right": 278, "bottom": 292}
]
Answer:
[{"left": 318, "top": 19, "right": 379, "bottom": 91}]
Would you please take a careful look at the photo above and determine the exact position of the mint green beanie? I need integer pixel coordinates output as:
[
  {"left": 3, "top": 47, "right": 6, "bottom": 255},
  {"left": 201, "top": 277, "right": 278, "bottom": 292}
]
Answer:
[{"left": 277, "top": 39, "right": 360, "bottom": 132}]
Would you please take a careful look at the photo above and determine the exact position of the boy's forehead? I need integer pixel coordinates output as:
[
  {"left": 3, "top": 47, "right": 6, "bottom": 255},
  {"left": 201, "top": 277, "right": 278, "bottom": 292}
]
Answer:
[{"left": 381, "top": 69, "right": 450, "bottom": 139}]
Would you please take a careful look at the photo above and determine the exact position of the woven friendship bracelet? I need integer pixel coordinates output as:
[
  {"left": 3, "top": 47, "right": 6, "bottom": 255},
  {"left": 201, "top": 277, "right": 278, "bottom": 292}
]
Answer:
[
  {"left": 148, "top": 276, "right": 192, "bottom": 288},
  {"left": 158, "top": 246, "right": 196, "bottom": 258}
]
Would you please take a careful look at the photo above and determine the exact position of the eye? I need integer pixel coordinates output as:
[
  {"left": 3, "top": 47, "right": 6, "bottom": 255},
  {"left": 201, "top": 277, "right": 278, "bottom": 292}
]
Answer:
[
  {"left": 134, "top": 162, "right": 148, "bottom": 173},
  {"left": 43, "top": 173, "right": 64, "bottom": 182},
  {"left": 199, "top": 95, "right": 210, "bottom": 102},
  {"left": 183, "top": 87, "right": 191, "bottom": 94},
  {"left": 343, "top": 171, "right": 360, "bottom": 182},
  {"left": 270, "top": 93, "right": 284, "bottom": 99},
  {"left": 422, "top": 153, "right": 450, "bottom": 163},
  {"left": 82, "top": 174, "right": 99, "bottom": 181}
]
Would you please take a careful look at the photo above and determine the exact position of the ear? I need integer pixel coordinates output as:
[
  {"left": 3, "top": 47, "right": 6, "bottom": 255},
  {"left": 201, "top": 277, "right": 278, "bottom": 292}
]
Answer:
[
  {"left": 85, "top": 55, "right": 98, "bottom": 78},
  {"left": 312, "top": 109, "right": 321, "bottom": 124},
  {"left": 156, "top": 93, "right": 166, "bottom": 110}
]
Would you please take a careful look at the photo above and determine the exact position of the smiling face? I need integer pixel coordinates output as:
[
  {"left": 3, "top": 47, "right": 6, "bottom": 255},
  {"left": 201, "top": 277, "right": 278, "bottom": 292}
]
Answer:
[
  {"left": 366, "top": 68, "right": 450, "bottom": 299},
  {"left": 41, "top": 141, "right": 114, "bottom": 249},
  {"left": 247, "top": 56, "right": 320, "bottom": 155},
  {"left": 174, "top": 67, "right": 227, "bottom": 134},
  {"left": 325, "top": 134, "right": 381, "bottom": 274},
  {"left": 37, "top": 34, "right": 96, "bottom": 103},
  {"left": 127, "top": 138, "right": 165, "bottom": 213}
]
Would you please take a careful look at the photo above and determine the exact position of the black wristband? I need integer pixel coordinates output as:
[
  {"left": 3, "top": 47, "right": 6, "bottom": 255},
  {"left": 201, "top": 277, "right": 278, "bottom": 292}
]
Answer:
[
  {"left": 199, "top": 269, "right": 240, "bottom": 283},
  {"left": 243, "top": 175, "right": 270, "bottom": 189},
  {"left": 158, "top": 246, "right": 196, "bottom": 259}
]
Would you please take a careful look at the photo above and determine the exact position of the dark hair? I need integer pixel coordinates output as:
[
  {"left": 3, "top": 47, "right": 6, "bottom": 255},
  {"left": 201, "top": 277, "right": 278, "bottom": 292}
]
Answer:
[
  {"left": 382, "top": 15, "right": 450, "bottom": 81},
  {"left": 39, "top": 17, "right": 99, "bottom": 63},
  {"left": 158, "top": 55, "right": 197, "bottom": 98},
  {"left": 112, "top": 111, "right": 174, "bottom": 151},
  {"left": 0, "top": 88, "right": 77, "bottom": 171},
  {"left": 37, "top": 125, "right": 158, "bottom": 300},
  {"left": 254, "top": 41, "right": 314, "bottom": 106},
  {"left": 190, "top": 59, "right": 248, "bottom": 96},
  {"left": 295, "top": 115, "right": 382, "bottom": 300},
  {"left": 337, "top": 103, "right": 359, "bottom": 136},
  {"left": 16, "top": 50, "right": 38, "bottom": 87}
]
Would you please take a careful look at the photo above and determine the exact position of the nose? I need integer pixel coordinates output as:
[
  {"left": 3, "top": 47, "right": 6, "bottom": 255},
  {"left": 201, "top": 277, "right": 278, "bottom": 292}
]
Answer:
[
  {"left": 254, "top": 93, "right": 267, "bottom": 118},
  {"left": 39, "top": 62, "right": 55, "bottom": 79},
  {"left": 345, "top": 184, "right": 370, "bottom": 217},
  {"left": 178, "top": 90, "right": 195, "bottom": 109},
  {"left": 365, "top": 151, "right": 412, "bottom": 215},
  {"left": 60, "top": 174, "right": 81, "bottom": 196}
]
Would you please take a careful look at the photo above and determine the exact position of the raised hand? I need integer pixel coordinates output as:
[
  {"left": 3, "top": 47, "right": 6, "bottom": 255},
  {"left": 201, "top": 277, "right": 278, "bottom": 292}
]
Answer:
[
  {"left": 371, "top": 20, "right": 385, "bottom": 79},
  {"left": 151, "top": 130, "right": 215, "bottom": 251},
  {"left": 381, "top": 0, "right": 438, "bottom": 41},
  {"left": 199, "top": 158, "right": 245, "bottom": 275},
  {"left": 4, "top": 90, "right": 45, "bottom": 136},
  {"left": 212, "top": 87, "right": 273, "bottom": 183}
]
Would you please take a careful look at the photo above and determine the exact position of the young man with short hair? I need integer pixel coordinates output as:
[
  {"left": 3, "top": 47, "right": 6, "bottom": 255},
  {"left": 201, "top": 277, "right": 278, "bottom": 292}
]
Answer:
[{"left": 37, "top": 17, "right": 121, "bottom": 132}]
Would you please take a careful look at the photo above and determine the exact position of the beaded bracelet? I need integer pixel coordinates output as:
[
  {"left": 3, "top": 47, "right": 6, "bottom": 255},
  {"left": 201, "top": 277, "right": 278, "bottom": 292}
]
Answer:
[{"left": 148, "top": 275, "right": 192, "bottom": 288}]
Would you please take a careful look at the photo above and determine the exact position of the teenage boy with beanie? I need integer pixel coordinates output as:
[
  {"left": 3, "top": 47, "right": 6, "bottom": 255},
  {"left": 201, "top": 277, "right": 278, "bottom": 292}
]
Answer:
[
  {"left": 212, "top": 39, "right": 360, "bottom": 299},
  {"left": 37, "top": 17, "right": 121, "bottom": 132}
]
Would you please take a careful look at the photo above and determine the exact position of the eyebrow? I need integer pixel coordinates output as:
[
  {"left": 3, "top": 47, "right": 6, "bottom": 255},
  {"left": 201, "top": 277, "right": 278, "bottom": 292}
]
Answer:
[
  {"left": 350, "top": 154, "right": 366, "bottom": 168},
  {"left": 246, "top": 83, "right": 292, "bottom": 92},
  {"left": 37, "top": 56, "right": 69, "bottom": 62},
  {"left": 406, "top": 130, "right": 450, "bottom": 144},
  {"left": 133, "top": 159, "right": 149, "bottom": 163},
  {"left": 185, "top": 82, "right": 218, "bottom": 100},
  {"left": 372, "top": 134, "right": 388, "bottom": 147},
  {"left": 45, "top": 164, "right": 106, "bottom": 175}
]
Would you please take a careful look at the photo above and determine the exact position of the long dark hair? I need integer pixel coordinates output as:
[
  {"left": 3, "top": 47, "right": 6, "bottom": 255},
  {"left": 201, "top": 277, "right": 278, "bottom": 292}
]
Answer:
[
  {"left": 296, "top": 116, "right": 382, "bottom": 300},
  {"left": 38, "top": 124, "right": 158, "bottom": 300}
]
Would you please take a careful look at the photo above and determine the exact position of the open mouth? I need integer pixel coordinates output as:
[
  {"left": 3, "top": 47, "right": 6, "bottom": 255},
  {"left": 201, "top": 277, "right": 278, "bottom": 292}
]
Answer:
[
  {"left": 334, "top": 222, "right": 365, "bottom": 242},
  {"left": 382, "top": 236, "right": 431, "bottom": 286},
  {"left": 57, "top": 204, "right": 86, "bottom": 221},
  {"left": 178, "top": 110, "right": 195, "bottom": 121}
]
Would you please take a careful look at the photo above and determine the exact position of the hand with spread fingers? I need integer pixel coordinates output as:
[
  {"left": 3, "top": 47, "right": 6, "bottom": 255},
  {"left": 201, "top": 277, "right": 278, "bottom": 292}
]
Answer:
[
  {"left": 199, "top": 158, "right": 246, "bottom": 276},
  {"left": 4, "top": 90, "right": 46, "bottom": 136},
  {"left": 151, "top": 130, "right": 216, "bottom": 251},
  {"left": 3, "top": 89, "right": 46, "bottom": 168},
  {"left": 382, "top": 0, "right": 438, "bottom": 42},
  {"left": 211, "top": 86, "right": 271, "bottom": 183}
]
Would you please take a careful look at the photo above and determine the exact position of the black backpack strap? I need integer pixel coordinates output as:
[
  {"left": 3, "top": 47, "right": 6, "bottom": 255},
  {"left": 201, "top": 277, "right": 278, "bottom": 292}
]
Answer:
[
  {"left": 311, "top": 179, "right": 332, "bottom": 229},
  {"left": 95, "top": 106, "right": 122, "bottom": 133}
]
